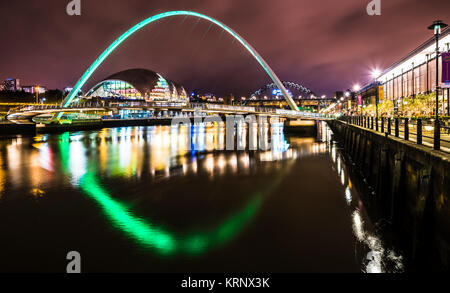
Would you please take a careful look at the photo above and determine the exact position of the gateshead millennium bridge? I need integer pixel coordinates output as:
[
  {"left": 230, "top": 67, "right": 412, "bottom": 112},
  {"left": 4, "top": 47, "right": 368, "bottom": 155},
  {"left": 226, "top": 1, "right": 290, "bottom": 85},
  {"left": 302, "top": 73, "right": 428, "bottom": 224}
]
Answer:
[{"left": 7, "top": 11, "right": 333, "bottom": 124}]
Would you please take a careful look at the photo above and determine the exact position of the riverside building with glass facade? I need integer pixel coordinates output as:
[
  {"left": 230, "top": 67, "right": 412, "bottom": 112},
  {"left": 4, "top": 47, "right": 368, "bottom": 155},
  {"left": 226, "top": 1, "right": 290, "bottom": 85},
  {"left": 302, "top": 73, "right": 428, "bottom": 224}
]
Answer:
[{"left": 360, "top": 27, "right": 450, "bottom": 116}]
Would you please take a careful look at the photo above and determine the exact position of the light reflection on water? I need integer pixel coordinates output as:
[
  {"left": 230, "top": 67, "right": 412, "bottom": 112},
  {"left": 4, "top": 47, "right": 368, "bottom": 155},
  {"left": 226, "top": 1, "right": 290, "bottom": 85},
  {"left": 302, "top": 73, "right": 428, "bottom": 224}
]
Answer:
[
  {"left": 52, "top": 123, "right": 314, "bottom": 183},
  {"left": 322, "top": 122, "right": 404, "bottom": 273},
  {"left": 58, "top": 123, "right": 304, "bottom": 257},
  {"left": 0, "top": 122, "right": 404, "bottom": 272},
  {"left": 0, "top": 124, "right": 327, "bottom": 185}
]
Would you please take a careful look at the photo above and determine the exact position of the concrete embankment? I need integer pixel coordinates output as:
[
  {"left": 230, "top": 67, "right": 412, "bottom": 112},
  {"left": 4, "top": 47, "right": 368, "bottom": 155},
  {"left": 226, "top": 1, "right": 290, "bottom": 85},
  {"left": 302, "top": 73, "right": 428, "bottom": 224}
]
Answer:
[
  {"left": 0, "top": 123, "right": 36, "bottom": 136},
  {"left": 328, "top": 120, "right": 450, "bottom": 271},
  {"left": 38, "top": 118, "right": 173, "bottom": 134}
]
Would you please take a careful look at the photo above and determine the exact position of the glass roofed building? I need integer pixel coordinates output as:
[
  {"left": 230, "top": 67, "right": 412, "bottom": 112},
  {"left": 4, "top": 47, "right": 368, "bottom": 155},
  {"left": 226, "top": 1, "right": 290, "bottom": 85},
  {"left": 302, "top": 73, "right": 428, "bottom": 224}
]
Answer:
[
  {"left": 377, "top": 27, "right": 450, "bottom": 102},
  {"left": 86, "top": 68, "right": 188, "bottom": 102}
]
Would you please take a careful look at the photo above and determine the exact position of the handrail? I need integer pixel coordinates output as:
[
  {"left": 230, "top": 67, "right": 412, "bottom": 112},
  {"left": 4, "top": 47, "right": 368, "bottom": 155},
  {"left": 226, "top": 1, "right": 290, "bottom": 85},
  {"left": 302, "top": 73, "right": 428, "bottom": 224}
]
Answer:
[{"left": 342, "top": 115, "right": 450, "bottom": 152}]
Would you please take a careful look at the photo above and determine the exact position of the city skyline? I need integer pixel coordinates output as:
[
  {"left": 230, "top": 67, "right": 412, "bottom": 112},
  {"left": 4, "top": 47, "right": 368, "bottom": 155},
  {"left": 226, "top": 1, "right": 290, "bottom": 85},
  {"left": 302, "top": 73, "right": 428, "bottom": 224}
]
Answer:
[{"left": 1, "top": 0, "right": 450, "bottom": 97}]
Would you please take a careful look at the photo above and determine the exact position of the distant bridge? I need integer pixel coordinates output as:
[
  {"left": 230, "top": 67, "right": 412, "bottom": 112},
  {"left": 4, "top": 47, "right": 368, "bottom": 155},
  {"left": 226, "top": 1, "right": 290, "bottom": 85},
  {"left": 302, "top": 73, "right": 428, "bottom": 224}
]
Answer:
[{"left": 251, "top": 81, "right": 315, "bottom": 98}]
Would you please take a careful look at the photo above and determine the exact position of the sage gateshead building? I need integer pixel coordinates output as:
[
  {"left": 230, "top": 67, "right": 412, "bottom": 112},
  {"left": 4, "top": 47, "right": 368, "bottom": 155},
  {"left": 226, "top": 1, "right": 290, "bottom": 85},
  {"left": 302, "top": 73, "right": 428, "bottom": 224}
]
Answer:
[
  {"left": 85, "top": 68, "right": 188, "bottom": 103},
  {"left": 361, "top": 26, "right": 450, "bottom": 115}
]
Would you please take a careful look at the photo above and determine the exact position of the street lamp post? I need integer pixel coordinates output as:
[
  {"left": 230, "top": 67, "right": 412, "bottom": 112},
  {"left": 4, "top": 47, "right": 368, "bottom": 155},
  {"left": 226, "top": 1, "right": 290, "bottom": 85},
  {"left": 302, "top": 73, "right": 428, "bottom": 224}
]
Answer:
[
  {"left": 352, "top": 84, "right": 360, "bottom": 116},
  {"left": 372, "top": 69, "right": 381, "bottom": 122},
  {"left": 344, "top": 90, "right": 350, "bottom": 116},
  {"left": 35, "top": 86, "right": 40, "bottom": 104},
  {"left": 447, "top": 43, "right": 450, "bottom": 116},
  {"left": 428, "top": 20, "right": 448, "bottom": 150}
]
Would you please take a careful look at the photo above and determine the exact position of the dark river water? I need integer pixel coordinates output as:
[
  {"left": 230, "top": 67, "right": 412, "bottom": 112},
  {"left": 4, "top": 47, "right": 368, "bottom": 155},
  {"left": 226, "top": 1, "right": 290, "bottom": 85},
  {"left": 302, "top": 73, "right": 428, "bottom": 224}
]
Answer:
[{"left": 0, "top": 122, "right": 405, "bottom": 272}]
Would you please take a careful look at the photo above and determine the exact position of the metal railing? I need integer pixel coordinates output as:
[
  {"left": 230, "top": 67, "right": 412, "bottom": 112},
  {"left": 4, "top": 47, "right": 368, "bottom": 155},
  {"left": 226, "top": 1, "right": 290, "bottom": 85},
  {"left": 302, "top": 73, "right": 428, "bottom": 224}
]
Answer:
[{"left": 341, "top": 115, "right": 450, "bottom": 153}]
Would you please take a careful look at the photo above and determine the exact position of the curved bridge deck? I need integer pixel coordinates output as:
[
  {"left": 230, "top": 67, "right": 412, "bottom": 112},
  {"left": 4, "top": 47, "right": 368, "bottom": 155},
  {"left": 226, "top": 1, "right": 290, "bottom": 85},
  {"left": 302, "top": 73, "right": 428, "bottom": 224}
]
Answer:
[{"left": 7, "top": 102, "right": 333, "bottom": 124}]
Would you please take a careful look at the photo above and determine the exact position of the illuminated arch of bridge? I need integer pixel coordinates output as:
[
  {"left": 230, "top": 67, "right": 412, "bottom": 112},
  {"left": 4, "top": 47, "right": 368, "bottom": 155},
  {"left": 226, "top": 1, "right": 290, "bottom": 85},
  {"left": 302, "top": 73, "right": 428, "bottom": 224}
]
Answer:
[
  {"left": 251, "top": 82, "right": 315, "bottom": 99},
  {"left": 63, "top": 11, "right": 299, "bottom": 111}
]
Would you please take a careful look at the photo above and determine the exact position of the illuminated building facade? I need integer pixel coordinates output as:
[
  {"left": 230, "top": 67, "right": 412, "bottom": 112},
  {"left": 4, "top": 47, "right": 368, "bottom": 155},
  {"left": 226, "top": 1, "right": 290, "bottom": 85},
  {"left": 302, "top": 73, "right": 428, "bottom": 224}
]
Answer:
[
  {"left": 86, "top": 68, "right": 188, "bottom": 102},
  {"left": 375, "top": 27, "right": 450, "bottom": 112},
  {"left": 22, "top": 85, "right": 46, "bottom": 94}
]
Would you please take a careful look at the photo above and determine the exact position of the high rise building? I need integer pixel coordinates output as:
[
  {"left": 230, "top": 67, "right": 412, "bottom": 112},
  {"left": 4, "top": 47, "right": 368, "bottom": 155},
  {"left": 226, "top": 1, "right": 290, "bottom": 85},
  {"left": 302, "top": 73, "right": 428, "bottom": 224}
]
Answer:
[{"left": 3, "top": 79, "right": 20, "bottom": 91}]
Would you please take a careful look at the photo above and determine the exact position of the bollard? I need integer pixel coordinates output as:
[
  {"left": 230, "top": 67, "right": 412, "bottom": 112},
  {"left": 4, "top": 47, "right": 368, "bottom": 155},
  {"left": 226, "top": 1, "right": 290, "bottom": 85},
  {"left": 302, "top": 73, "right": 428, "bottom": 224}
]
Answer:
[
  {"left": 417, "top": 119, "right": 422, "bottom": 145},
  {"left": 404, "top": 118, "right": 409, "bottom": 141},
  {"left": 381, "top": 117, "right": 384, "bottom": 133},
  {"left": 376, "top": 117, "right": 379, "bottom": 132},
  {"left": 395, "top": 117, "right": 399, "bottom": 137},
  {"left": 434, "top": 120, "right": 440, "bottom": 150},
  {"left": 371, "top": 117, "right": 374, "bottom": 130},
  {"left": 387, "top": 118, "right": 391, "bottom": 135}
]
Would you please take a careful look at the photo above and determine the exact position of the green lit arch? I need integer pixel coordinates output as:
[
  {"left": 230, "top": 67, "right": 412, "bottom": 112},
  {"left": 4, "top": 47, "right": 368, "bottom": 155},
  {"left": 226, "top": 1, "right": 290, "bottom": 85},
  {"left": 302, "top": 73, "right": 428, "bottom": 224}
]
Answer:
[{"left": 62, "top": 10, "right": 299, "bottom": 111}]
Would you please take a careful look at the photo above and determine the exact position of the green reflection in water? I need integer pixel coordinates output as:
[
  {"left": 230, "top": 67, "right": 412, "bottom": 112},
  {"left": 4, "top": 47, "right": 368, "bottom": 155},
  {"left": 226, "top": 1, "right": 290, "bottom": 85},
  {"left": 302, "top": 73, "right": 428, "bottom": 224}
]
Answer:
[
  {"left": 80, "top": 171, "right": 262, "bottom": 256},
  {"left": 56, "top": 133, "right": 285, "bottom": 257}
]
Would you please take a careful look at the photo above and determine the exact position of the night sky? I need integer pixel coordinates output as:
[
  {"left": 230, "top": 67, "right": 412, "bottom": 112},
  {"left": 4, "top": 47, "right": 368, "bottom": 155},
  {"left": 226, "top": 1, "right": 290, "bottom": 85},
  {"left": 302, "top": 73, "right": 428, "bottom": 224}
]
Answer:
[{"left": 1, "top": 0, "right": 450, "bottom": 97}]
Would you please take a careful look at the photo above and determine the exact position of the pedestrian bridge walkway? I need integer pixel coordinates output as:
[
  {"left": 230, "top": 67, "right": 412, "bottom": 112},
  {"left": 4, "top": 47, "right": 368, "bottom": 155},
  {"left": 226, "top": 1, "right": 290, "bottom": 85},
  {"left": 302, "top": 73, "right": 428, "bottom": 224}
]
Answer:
[{"left": 6, "top": 102, "right": 333, "bottom": 124}]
